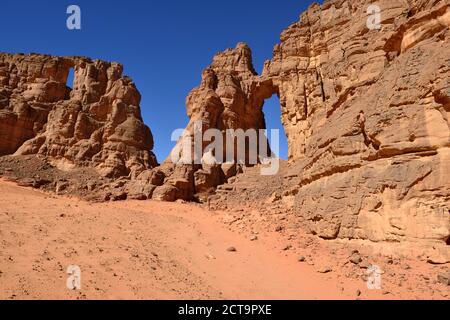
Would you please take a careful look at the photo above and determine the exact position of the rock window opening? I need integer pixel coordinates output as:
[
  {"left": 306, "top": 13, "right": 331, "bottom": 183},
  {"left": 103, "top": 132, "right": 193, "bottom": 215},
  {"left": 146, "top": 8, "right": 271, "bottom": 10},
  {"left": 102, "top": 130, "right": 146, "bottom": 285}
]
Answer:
[
  {"left": 65, "top": 68, "right": 75, "bottom": 100},
  {"left": 262, "top": 95, "right": 288, "bottom": 160}
]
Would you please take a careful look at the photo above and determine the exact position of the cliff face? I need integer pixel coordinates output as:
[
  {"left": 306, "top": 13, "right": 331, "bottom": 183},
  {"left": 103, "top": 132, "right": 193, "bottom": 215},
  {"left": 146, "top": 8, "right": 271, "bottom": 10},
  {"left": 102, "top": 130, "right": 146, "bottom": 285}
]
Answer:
[
  {"left": 264, "top": 0, "right": 449, "bottom": 160},
  {"left": 0, "top": 0, "right": 448, "bottom": 252},
  {"left": 143, "top": 43, "right": 275, "bottom": 202},
  {"left": 0, "top": 53, "right": 157, "bottom": 178},
  {"left": 160, "top": 0, "right": 449, "bottom": 250},
  {"left": 264, "top": 0, "right": 450, "bottom": 246}
]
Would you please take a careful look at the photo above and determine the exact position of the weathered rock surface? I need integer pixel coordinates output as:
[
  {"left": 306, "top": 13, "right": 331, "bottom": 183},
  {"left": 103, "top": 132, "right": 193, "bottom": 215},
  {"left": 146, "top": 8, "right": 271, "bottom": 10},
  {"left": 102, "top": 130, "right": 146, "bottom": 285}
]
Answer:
[
  {"left": 0, "top": 0, "right": 449, "bottom": 256},
  {"left": 127, "top": 43, "right": 272, "bottom": 201},
  {"left": 207, "top": 0, "right": 449, "bottom": 256},
  {"left": 0, "top": 53, "right": 157, "bottom": 178},
  {"left": 130, "top": 1, "right": 450, "bottom": 258},
  {"left": 269, "top": 0, "right": 450, "bottom": 248}
]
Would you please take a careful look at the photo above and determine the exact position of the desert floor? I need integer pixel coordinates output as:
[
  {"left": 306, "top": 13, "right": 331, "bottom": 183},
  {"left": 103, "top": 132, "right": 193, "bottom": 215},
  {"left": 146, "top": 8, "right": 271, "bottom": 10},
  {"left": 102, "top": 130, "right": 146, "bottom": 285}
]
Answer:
[{"left": 0, "top": 180, "right": 447, "bottom": 300}]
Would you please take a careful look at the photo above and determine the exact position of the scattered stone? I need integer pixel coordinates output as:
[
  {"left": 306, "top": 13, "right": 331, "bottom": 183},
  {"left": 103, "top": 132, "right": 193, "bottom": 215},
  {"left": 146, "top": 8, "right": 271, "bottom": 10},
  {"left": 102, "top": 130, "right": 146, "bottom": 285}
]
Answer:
[
  {"left": 298, "top": 256, "right": 306, "bottom": 262},
  {"left": 356, "top": 289, "right": 362, "bottom": 297},
  {"left": 111, "top": 192, "right": 127, "bottom": 201},
  {"left": 275, "top": 226, "right": 283, "bottom": 232},
  {"left": 318, "top": 266, "right": 333, "bottom": 274},
  {"left": 129, "top": 193, "right": 147, "bottom": 201},
  {"left": 227, "top": 247, "right": 237, "bottom": 252},
  {"left": 55, "top": 181, "right": 69, "bottom": 193},
  {"left": 87, "top": 182, "right": 97, "bottom": 192},
  {"left": 437, "top": 271, "right": 450, "bottom": 286},
  {"left": 402, "top": 264, "right": 412, "bottom": 270},
  {"left": 359, "top": 261, "right": 371, "bottom": 269},
  {"left": 282, "top": 245, "right": 292, "bottom": 251},
  {"left": 17, "top": 178, "right": 51, "bottom": 189},
  {"left": 152, "top": 185, "right": 177, "bottom": 202},
  {"left": 427, "top": 255, "right": 450, "bottom": 265},
  {"left": 223, "top": 215, "right": 238, "bottom": 225},
  {"left": 349, "top": 253, "right": 362, "bottom": 265},
  {"left": 250, "top": 235, "right": 258, "bottom": 241},
  {"left": 266, "top": 192, "right": 281, "bottom": 204}
]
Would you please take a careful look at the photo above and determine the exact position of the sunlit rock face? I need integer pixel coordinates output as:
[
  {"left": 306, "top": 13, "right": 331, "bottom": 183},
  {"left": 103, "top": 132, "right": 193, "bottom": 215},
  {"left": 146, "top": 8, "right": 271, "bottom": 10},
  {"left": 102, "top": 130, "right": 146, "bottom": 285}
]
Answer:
[
  {"left": 260, "top": 0, "right": 450, "bottom": 251},
  {"left": 155, "top": 0, "right": 450, "bottom": 253},
  {"left": 0, "top": 0, "right": 449, "bottom": 255},
  {"left": 0, "top": 53, "right": 157, "bottom": 178}
]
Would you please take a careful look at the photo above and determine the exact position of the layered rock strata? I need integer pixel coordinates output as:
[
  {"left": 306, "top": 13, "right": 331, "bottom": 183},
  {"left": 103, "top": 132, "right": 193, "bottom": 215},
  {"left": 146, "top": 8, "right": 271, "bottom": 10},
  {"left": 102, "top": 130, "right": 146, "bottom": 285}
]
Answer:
[
  {"left": 0, "top": 0, "right": 449, "bottom": 253},
  {"left": 0, "top": 53, "right": 157, "bottom": 178},
  {"left": 263, "top": 0, "right": 450, "bottom": 248},
  {"left": 155, "top": 0, "right": 450, "bottom": 251}
]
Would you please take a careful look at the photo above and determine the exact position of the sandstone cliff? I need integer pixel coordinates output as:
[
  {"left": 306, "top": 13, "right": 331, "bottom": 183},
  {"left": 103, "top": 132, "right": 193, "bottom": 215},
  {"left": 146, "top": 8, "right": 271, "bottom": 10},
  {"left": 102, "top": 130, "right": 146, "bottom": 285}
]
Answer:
[
  {"left": 0, "top": 53, "right": 157, "bottom": 178},
  {"left": 165, "top": 0, "right": 450, "bottom": 254},
  {"left": 0, "top": 0, "right": 448, "bottom": 256},
  {"left": 129, "top": 43, "right": 274, "bottom": 202},
  {"left": 263, "top": 0, "right": 450, "bottom": 249}
]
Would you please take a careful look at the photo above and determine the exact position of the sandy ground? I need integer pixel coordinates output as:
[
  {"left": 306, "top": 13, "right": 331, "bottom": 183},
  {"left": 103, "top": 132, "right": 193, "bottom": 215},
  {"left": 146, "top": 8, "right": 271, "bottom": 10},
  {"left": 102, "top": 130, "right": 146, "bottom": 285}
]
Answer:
[{"left": 0, "top": 180, "right": 447, "bottom": 300}]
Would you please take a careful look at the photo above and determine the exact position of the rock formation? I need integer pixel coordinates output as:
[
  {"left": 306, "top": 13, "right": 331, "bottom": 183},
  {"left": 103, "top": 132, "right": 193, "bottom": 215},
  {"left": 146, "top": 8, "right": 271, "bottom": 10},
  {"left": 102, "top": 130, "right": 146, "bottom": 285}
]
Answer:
[
  {"left": 0, "top": 0, "right": 448, "bottom": 256},
  {"left": 263, "top": 0, "right": 450, "bottom": 250},
  {"left": 158, "top": 0, "right": 450, "bottom": 254},
  {"left": 127, "top": 43, "right": 275, "bottom": 202},
  {"left": 0, "top": 53, "right": 157, "bottom": 178}
]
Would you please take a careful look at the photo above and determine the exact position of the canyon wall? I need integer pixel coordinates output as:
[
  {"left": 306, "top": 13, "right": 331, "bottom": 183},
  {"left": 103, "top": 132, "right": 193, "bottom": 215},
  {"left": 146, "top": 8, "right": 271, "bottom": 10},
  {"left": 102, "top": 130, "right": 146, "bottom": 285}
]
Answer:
[
  {"left": 0, "top": 0, "right": 448, "bottom": 251},
  {"left": 0, "top": 53, "right": 157, "bottom": 178},
  {"left": 157, "top": 0, "right": 450, "bottom": 251},
  {"left": 265, "top": 0, "right": 450, "bottom": 248},
  {"left": 95, "top": 0, "right": 450, "bottom": 247}
]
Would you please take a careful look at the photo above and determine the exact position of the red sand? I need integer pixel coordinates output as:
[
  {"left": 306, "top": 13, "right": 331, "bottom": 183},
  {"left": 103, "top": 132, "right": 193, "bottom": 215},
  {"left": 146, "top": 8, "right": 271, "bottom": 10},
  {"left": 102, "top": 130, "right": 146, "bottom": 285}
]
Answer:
[{"left": 0, "top": 180, "right": 447, "bottom": 300}]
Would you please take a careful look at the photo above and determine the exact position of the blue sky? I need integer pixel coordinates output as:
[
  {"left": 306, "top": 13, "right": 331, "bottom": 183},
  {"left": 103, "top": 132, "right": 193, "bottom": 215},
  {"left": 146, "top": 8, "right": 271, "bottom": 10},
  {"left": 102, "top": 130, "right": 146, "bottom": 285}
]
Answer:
[{"left": 1, "top": 0, "right": 318, "bottom": 161}]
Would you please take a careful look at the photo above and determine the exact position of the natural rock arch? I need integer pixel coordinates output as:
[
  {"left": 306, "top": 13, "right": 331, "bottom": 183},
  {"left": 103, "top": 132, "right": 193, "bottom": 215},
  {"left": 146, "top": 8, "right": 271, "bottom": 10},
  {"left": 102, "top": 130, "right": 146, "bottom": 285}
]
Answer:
[
  {"left": 0, "top": 0, "right": 448, "bottom": 255},
  {"left": 0, "top": 53, "right": 157, "bottom": 177},
  {"left": 137, "top": 0, "right": 450, "bottom": 253}
]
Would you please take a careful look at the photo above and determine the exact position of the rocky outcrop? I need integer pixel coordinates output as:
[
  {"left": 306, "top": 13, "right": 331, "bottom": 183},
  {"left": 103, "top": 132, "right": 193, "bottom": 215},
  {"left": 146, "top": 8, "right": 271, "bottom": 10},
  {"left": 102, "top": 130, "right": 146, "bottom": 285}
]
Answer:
[
  {"left": 192, "top": 0, "right": 450, "bottom": 256},
  {"left": 127, "top": 43, "right": 273, "bottom": 201},
  {"left": 0, "top": 0, "right": 448, "bottom": 256},
  {"left": 0, "top": 53, "right": 157, "bottom": 178},
  {"left": 264, "top": 0, "right": 450, "bottom": 251}
]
